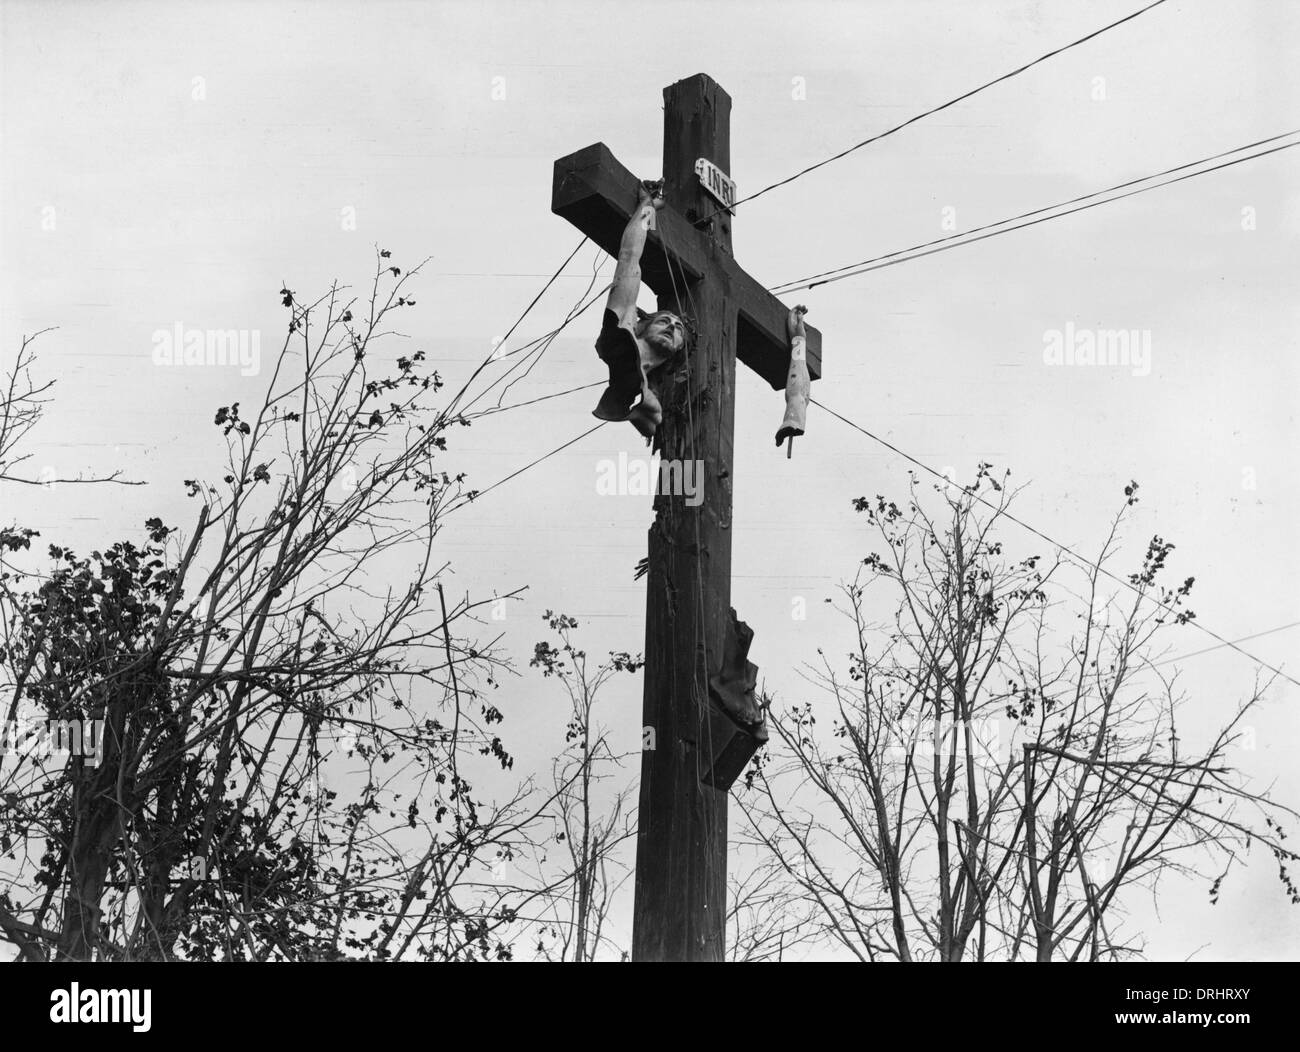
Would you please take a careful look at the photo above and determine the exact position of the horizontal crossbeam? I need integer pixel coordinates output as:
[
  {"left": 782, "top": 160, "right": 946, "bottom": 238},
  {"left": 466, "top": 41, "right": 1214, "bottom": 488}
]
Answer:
[{"left": 552, "top": 142, "right": 822, "bottom": 390}]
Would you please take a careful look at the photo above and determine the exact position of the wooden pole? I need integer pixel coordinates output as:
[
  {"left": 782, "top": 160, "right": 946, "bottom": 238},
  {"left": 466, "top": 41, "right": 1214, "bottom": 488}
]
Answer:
[
  {"left": 631, "top": 75, "right": 735, "bottom": 962},
  {"left": 551, "top": 73, "right": 824, "bottom": 961}
]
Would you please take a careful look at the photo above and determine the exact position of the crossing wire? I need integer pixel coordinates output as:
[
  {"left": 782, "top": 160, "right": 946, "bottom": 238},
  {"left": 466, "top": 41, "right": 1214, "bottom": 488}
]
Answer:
[
  {"left": 699, "top": 0, "right": 1171, "bottom": 224},
  {"left": 488, "top": 242, "right": 610, "bottom": 409},
  {"left": 456, "top": 280, "right": 610, "bottom": 419},
  {"left": 770, "top": 132, "right": 1300, "bottom": 293},
  {"left": 809, "top": 396, "right": 1300, "bottom": 690},
  {"left": 446, "top": 421, "right": 607, "bottom": 515},
  {"left": 493, "top": 237, "right": 589, "bottom": 359},
  {"left": 1151, "top": 621, "right": 1300, "bottom": 669},
  {"left": 442, "top": 235, "right": 590, "bottom": 422},
  {"left": 469, "top": 381, "right": 604, "bottom": 419}
]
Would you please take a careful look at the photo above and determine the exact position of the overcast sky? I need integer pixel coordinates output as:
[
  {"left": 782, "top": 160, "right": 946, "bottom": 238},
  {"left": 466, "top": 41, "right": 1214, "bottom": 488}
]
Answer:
[{"left": 3, "top": 0, "right": 1298, "bottom": 959}]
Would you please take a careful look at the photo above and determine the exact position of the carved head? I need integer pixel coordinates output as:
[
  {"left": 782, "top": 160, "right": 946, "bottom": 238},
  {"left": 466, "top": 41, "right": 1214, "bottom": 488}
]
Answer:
[{"left": 636, "top": 310, "right": 688, "bottom": 366}]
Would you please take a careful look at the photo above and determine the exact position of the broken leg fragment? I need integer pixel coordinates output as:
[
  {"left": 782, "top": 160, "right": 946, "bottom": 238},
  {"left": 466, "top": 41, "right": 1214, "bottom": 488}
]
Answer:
[
  {"left": 702, "top": 608, "right": 768, "bottom": 791},
  {"left": 708, "top": 609, "right": 762, "bottom": 726}
]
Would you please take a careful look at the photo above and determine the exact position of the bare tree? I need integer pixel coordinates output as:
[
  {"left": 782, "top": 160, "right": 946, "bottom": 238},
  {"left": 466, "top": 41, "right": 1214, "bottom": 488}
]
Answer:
[
  {"left": 739, "top": 466, "right": 1300, "bottom": 961},
  {"left": 525, "top": 611, "right": 639, "bottom": 962},
  {"left": 725, "top": 858, "right": 820, "bottom": 962},
  {"left": 0, "top": 253, "right": 562, "bottom": 960},
  {"left": 0, "top": 331, "right": 138, "bottom": 488}
]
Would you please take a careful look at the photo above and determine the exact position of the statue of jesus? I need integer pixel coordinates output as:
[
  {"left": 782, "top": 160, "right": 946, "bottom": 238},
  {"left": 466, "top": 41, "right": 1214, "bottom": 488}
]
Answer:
[{"left": 591, "top": 179, "right": 688, "bottom": 442}]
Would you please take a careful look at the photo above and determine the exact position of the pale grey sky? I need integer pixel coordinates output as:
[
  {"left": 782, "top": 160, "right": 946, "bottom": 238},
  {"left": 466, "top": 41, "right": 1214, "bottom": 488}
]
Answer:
[{"left": 2, "top": 0, "right": 1298, "bottom": 958}]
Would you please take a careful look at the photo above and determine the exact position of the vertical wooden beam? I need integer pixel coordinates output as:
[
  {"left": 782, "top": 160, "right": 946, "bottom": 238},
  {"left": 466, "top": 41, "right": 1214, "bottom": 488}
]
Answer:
[{"left": 631, "top": 74, "right": 734, "bottom": 962}]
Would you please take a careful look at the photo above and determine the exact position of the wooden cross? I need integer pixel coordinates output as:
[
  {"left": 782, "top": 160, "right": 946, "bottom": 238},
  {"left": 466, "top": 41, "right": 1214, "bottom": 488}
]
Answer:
[{"left": 551, "top": 73, "right": 823, "bottom": 962}]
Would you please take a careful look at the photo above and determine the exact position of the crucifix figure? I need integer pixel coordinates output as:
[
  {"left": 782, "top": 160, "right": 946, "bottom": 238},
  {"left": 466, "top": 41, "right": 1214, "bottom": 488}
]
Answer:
[
  {"left": 552, "top": 73, "right": 823, "bottom": 961},
  {"left": 590, "top": 178, "right": 683, "bottom": 442}
]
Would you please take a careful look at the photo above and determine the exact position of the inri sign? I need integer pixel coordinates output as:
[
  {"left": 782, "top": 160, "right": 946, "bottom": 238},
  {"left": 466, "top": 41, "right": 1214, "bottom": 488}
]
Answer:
[{"left": 694, "top": 158, "right": 736, "bottom": 214}]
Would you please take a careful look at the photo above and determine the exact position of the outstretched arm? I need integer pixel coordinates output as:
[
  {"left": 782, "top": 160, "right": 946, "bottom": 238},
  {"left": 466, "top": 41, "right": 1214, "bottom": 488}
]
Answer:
[
  {"left": 776, "top": 305, "right": 810, "bottom": 454},
  {"left": 607, "top": 180, "right": 664, "bottom": 327}
]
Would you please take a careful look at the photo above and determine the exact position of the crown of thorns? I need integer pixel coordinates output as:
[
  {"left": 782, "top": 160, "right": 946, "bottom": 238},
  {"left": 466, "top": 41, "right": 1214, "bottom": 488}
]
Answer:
[{"left": 635, "top": 307, "right": 697, "bottom": 342}]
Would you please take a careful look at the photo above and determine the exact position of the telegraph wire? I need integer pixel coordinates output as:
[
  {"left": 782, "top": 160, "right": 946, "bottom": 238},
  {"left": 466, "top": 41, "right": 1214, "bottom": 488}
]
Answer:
[
  {"left": 770, "top": 133, "right": 1300, "bottom": 293},
  {"left": 700, "top": 0, "right": 1171, "bottom": 223},
  {"left": 442, "top": 236, "right": 589, "bottom": 422},
  {"left": 470, "top": 381, "right": 604, "bottom": 419},
  {"left": 493, "top": 237, "right": 589, "bottom": 357},
  {"left": 488, "top": 243, "right": 609, "bottom": 408},
  {"left": 809, "top": 396, "right": 1300, "bottom": 690},
  {"left": 770, "top": 129, "right": 1300, "bottom": 293},
  {"left": 446, "top": 421, "right": 607, "bottom": 515},
  {"left": 493, "top": 283, "right": 608, "bottom": 364},
  {"left": 1151, "top": 621, "right": 1300, "bottom": 669},
  {"left": 455, "top": 280, "right": 610, "bottom": 419}
]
